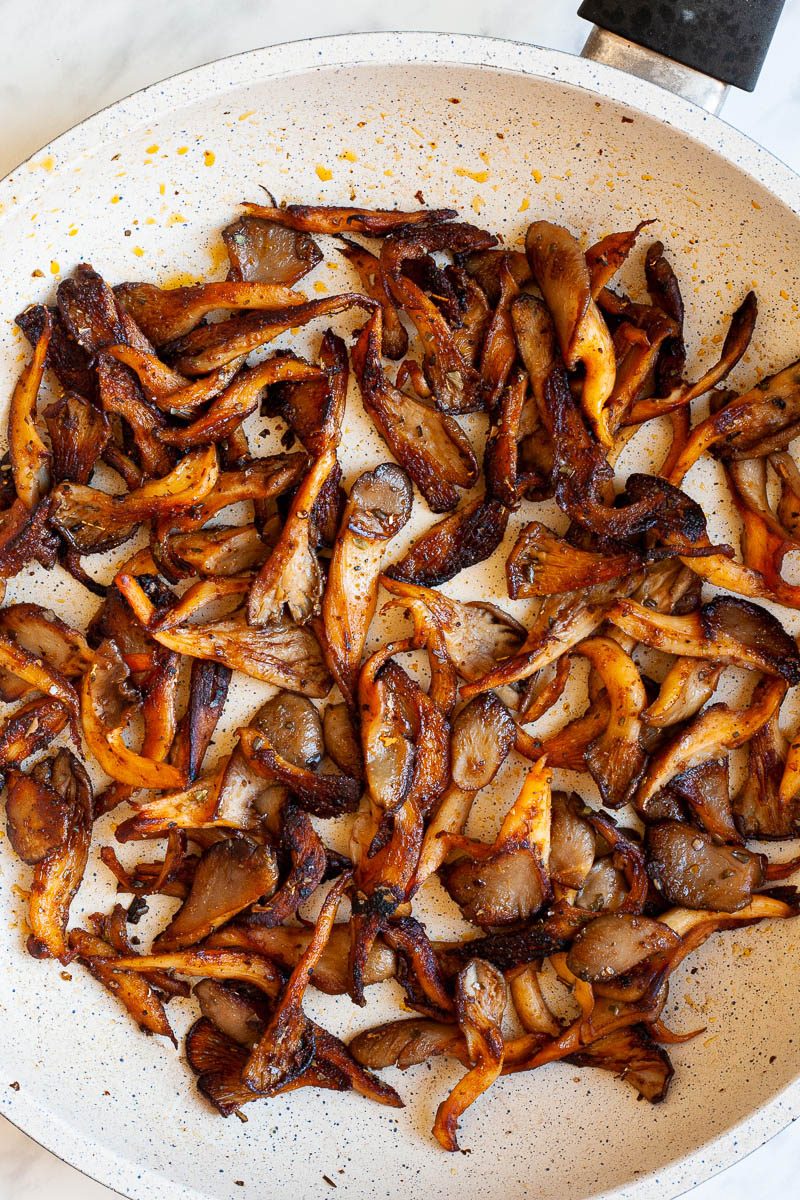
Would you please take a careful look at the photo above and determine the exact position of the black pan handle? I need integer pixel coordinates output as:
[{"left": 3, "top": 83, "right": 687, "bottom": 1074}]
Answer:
[{"left": 577, "top": 0, "right": 785, "bottom": 91}]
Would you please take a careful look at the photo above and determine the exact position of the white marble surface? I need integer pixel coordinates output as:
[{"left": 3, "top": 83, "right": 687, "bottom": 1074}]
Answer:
[{"left": 1, "top": 1, "right": 799, "bottom": 1197}]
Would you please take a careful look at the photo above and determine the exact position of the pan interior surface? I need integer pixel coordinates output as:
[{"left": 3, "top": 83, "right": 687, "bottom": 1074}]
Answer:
[{"left": 1, "top": 41, "right": 799, "bottom": 1200}]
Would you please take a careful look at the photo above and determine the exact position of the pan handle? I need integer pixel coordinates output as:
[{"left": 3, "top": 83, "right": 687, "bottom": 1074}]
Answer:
[{"left": 578, "top": 0, "right": 785, "bottom": 113}]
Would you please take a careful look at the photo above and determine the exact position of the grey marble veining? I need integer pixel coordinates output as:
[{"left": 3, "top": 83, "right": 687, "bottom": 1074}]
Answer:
[{"left": 1, "top": 1, "right": 799, "bottom": 1197}]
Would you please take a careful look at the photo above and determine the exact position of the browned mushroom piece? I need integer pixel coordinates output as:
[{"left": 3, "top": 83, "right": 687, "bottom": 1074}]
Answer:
[
  {"left": 323, "top": 463, "right": 413, "bottom": 699},
  {"left": 247, "top": 445, "right": 337, "bottom": 627},
  {"left": 567, "top": 1024, "right": 674, "bottom": 1103},
  {"left": 608, "top": 596, "right": 800, "bottom": 684},
  {"left": 385, "top": 494, "right": 509, "bottom": 589},
  {"left": 380, "top": 223, "right": 497, "bottom": 414},
  {"left": 337, "top": 238, "right": 408, "bottom": 359},
  {"left": 116, "top": 572, "right": 333, "bottom": 697},
  {"left": 734, "top": 678, "right": 800, "bottom": 838},
  {"left": 441, "top": 758, "right": 551, "bottom": 929},
  {"left": 322, "top": 703, "right": 364, "bottom": 778},
  {"left": 350, "top": 1017, "right": 465, "bottom": 1071},
  {"left": 549, "top": 792, "right": 596, "bottom": 889},
  {"left": 524, "top": 221, "right": 616, "bottom": 445},
  {"left": 0, "top": 697, "right": 70, "bottom": 773},
  {"left": 222, "top": 214, "right": 322, "bottom": 285},
  {"left": 566, "top": 913, "right": 680, "bottom": 981},
  {"left": 663, "top": 758, "right": 740, "bottom": 845},
  {"left": 22, "top": 749, "right": 93, "bottom": 962},
  {"left": 352, "top": 311, "right": 478, "bottom": 512},
  {"left": 241, "top": 200, "right": 457, "bottom": 235},
  {"left": 576, "top": 636, "right": 648, "bottom": 809},
  {"left": 415, "top": 693, "right": 515, "bottom": 890},
  {"left": 209, "top": 922, "right": 396, "bottom": 996},
  {"left": 238, "top": 725, "right": 362, "bottom": 819},
  {"left": 575, "top": 858, "right": 630, "bottom": 912},
  {"left": 433, "top": 958, "right": 507, "bottom": 1151},
  {"left": 642, "top": 658, "right": 723, "bottom": 728},
  {"left": 69, "top": 926, "right": 176, "bottom": 1043},
  {"left": 153, "top": 837, "right": 279, "bottom": 950},
  {"left": 253, "top": 691, "right": 324, "bottom": 771},
  {"left": 635, "top": 678, "right": 785, "bottom": 814},
  {"left": 646, "top": 822, "right": 765, "bottom": 911},
  {"left": 507, "top": 521, "right": 646, "bottom": 598}
]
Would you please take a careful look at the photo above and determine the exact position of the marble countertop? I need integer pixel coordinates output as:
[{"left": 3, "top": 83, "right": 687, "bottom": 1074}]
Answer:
[{"left": 1, "top": 0, "right": 799, "bottom": 1196}]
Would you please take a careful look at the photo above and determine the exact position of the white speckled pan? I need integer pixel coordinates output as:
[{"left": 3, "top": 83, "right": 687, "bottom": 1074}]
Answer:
[{"left": 1, "top": 30, "right": 800, "bottom": 1200}]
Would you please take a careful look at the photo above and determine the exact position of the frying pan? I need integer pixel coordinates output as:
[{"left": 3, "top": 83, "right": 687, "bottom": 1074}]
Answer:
[{"left": 0, "top": 5, "right": 799, "bottom": 1199}]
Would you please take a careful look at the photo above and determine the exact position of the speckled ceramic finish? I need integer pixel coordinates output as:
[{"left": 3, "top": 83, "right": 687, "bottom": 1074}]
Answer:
[{"left": 1, "top": 31, "right": 800, "bottom": 1200}]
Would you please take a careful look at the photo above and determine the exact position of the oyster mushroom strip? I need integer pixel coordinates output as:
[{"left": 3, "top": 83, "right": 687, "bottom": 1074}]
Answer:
[
  {"left": 115, "top": 572, "right": 332, "bottom": 696},
  {"left": 188, "top": 980, "right": 401, "bottom": 1118},
  {"left": 337, "top": 238, "right": 408, "bottom": 358},
  {"left": 153, "top": 451, "right": 308, "bottom": 542},
  {"left": 247, "top": 444, "right": 338, "bottom": 627},
  {"left": 634, "top": 675, "right": 786, "bottom": 814},
  {"left": 0, "top": 632, "right": 81, "bottom": 744},
  {"left": 0, "top": 696, "right": 70, "bottom": 772},
  {"left": 721, "top": 458, "right": 800, "bottom": 610},
  {"left": 414, "top": 693, "right": 516, "bottom": 890},
  {"left": 733, "top": 677, "right": 800, "bottom": 839},
  {"left": 101, "top": 346, "right": 244, "bottom": 413},
  {"left": 241, "top": 873, "right": 362, "bottom": 1095},
  {"left": 50, "top": 444, "right": 219, "bottom": 555},
  {"left": 223, "top": 212, "right": 322, "bottom": 287},
  {"left": 524, "top": 221, "right": 616, "bottom": 445},
  {"left": 646, "top": 821, "right": 766, "bottom": 912},
  {"left": 164, "top": 293, "right": 377, "bottom": 376},
  {"left": 460, "top": 576, "right": 637, "bottom": 700},
  {"left": 585, "top": 221, "right": 654, "bottom": 298},
  {"left": 572, "top": 636, "right": 647, "bottom": 809},
  {"left": 668, "top": 354, "right": 800, "bottom": 482},
  {"left": 379, "top": 222, "right": 497, "bottom": 414},
  {"left": 432, "top": 959, "right": 507, "bottom": 1152},
  {"left": 385, "top": 493, "right": 509, "bottom": 590},
  {"left": 349, "top": 652, "right": 450, "bottom": 1005},
  {"left": 237, "top": 725, "right": 362, "bottom": 818},
  {"left": 208, "top": 923, "right": 396, "bottom": 995},
  {"left": 642, "top": 658, "right": 724, "bottom": 728},
  {"left": 158, "top": 357, "right": 324, "bottom": 448},
  {"left": 10, "top": 750, "right": 93, "bottom": 962},
  {"left": 642, "top": 238, "right": 686, "bottom": 396},
  {"left": 607, "top": 595, "right": 800, "bottom": 683},
  {"left": 380, "top": 575, "right": 525, "bottom": 691},
  {"left": 322, "top": 463, "right": 413, "bottom": 700},
  {"left": 79, "top": 947, "right": 285, "bottom": 1001},
  {"left": 69, "top": 925, "right": 176, "bottom": 1043},
  {"left": 625, "top": 290, "right": 756, "bottom": 424},
  {"left": 264, "top": 328, "right": 348, "bottom": 456},
  {"left": 437, "top": 757, "right": 552, "bottom": 930},
  {"left": 80, "top": 639, "right": 187, "bottom": 790},
  {"left": 242, "top": 199, "right": 457, "bottom": 234},
  {"left": 150, "top": 836, "right": 279, "bottom": 951},
  {"left": 9, "top": 305, "right": 51, "bottom": 507},
  {"left": 506, "top": 521, "right": 651, "bottom": 598},
  {"left": 351, "top": 309, "right": 479, "bottom": 512},
  {"left": 113, "top": 279, "right": 309, "bottom": 344}
]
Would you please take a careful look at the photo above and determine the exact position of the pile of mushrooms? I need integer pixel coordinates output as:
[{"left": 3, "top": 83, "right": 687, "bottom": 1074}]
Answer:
[{"left": 2, "top": 196, "right": 800, "bottom": 1151}]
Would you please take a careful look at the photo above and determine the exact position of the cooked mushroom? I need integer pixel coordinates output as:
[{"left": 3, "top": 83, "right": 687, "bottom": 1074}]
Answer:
[
  {"left": 524, "top": 221, "right": 616, "bottom": 445},
  {"left": 322, "top": 703, "right": 364, "bottom": 779},
  {"left": 566, "top": 913, "right": 680, "bottom": 981},
  {"left": 352, "top": 311, "right": 478, "bottom": 512},
  {"left": 8, "top": 307, "right": 52, "bottom": 507},
  {"left": 441, "top": 758, "right": 552, "bottom": 928},
  {"left": 116, "top": 573, "right": 333, "bottom": 696},
  {"left": 241, "top": 200, "right": 457, "bottom": 235},
  {"left": 734, "top": 679, "right": 800, "bottom": 838},
  {"left": 238, "top": 725, "right": 362, "bottom": 818},
  {"left": 635, "top": 677, "right": 785, "bottom": 813},
  {"left": 415, "top": 693, "right": 515, "bottom": 889},
  {"left": 646, "top": 822, "right": 764, "bottom": 911},
  {"left": 323, "top": 463, "right": 413, "bottom": 698},
  {"left": 507, "top": 521, "right": 645, "bottom": 598},
  {"left": 385, "top": 494, "right": 508, "bottom": 589},
  {"left": 576, "top": 636, "right": 647, "bottom": 808},
  {"left": 433, "top": 959, "right": 507, "bottom": 1151},
  {"left": 549, "top": 792, "right": 596, "bottom": 889},
  {"left": 69, "top": 926, "right": 176, "bottom": 1043},
  {"left": 24, "top": 750, "right": 92, "bottom": 961},
  {"left": 608, "top": 596, "right": 800, "bottom": 683},
  {"left": 153, "top": 836, "right": 279, "bottom": 950},
  {"left": 223, "top": 214, "right": 322, "bottom": 285},
  {"left": 337, "top": 238, "right": 408, "bottom": 358},
  {"left": 642, "top": 658, "right": 723, "bottom": 728}
]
